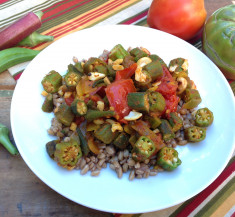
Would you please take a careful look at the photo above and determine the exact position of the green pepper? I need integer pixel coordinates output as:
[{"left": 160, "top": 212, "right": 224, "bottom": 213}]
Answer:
[
  {"left": 94, "top": 123, "right": 118, "bottom": 144},
  {"left": 85, "top": 109, "right": 115, "bottom": 122},
  {"left": 182, "top": 88, "right": 202, "bottom": 109},
  {"left": 54, "top": 139, "right": 82, "bottom": 169},
  {"left": 41, "top": 70, "right": 62, "bottom": 93},
  {"left": 41, "top": 93, "right": 54, "bottom": 113},
  {"left": 71, "top": 99, "right": 87, "bottom": 116},
  {"left": 195, "top": 108, "right": 214, "bottom": 127},
  {"left": 156, "top": 147, "right": 181, "bottom": 171},
  {"left": 168, "top": 112, "right": 183, "bottom": 132},
  {"left": 127, "top": 92, "right": 150, "bottom": 113},
  {"left": 109, "top": 44, "right": 129, "bottom": 61},
  {"left": 132, "top": 136, "right": 156, "bottom": 161},
  {"left": 158, "top": 119, "right": 175, "bottom": 141},
  {"left": 113, "top": 132, "right": 130, "bottom": 149},
  {"left": 148, "top": 91, "right": 166, "bottom": 113},
  {"left": 83, "top": 57, "right": 106, "bottom": 74},
  {"left": 77, "top": 128, "right": 90, "bottom": 156},
  {"left": 55, "top": 103, "right": 75, "bottom": 127},
  {"left": 130, "top": 47, "right": 148, "bottom": 62},
  {"left": 64, "top": 71, "right": 81, "bottom": 90},
  {"left": 184, "top": 126, "right": 206, "bottom": 142},
  {"left": 202, "top": 5, "right": 235, "bottom": 79},
  {"left": 143, "top": 61, "right": 163, "bottom": 81}
]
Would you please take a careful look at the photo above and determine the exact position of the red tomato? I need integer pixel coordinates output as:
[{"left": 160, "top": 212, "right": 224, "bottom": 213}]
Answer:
[
  {"left": 115, "top": 63, "right": 137, "bottom": 81},
  {"left": 74, "top": 116, "right": 85, "bottom": 126},
  {"left": 165, "top": 94, "right": 180, "bottom": 115},
  {"left": 157, "top": 66, "right": 179, "bottom": 115},
  {"left": 157, "top": 66, "right": 177, "bottom": 96},
  {"left": 64, "top": 95, "right": 75, "bottom": 106},
  {"left": 105, "top": 79, "right": 136, "bottom": 121},
  {"left": 147, "top": 0, "right": 207, "bottom": 40}
]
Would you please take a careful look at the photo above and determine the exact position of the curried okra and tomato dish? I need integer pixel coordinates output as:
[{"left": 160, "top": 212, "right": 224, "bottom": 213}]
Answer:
[{"left": 41, "top": 44, "right": 214, "bottom": 180}]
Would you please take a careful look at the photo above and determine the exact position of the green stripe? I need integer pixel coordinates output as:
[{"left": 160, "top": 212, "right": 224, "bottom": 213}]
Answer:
[
  {"left": 86, "top": 0, "right": 142, "bottom": 28},
  {"left": 195, "top": 176, "right": 235, "bottom": 217},
  {"left": 118, "top": 8, "right": 148, "bottom": 24},
  {"left": 0, "top": 0, "right": 62, "bottom": 27},
  {"left": 228, "top": 155, "right": 235, "bottom": 166},
  {"left": 39, "top": 0, "right": 141, "bottom": 33},
  {"left": 135, "top": 18, "right": 147, "bottom": 26},
  {"left": 169, "top": 199, "right": 194, "bottom": 217},
  {"left": 0, "top": 0, "right": 24, "bottom": 10},
  {"left": 38, "top": 0, "right": 110, "bottom": 33},
  {"left": 133, "top": 214, "right": 142, "bottom": 217},
  {"left": 0, "top": 90, "right": 14, "bottom": 97}
]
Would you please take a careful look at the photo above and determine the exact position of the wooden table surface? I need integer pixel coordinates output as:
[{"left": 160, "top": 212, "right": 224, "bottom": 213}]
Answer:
[{"left": 0, "top": 0, "right": 233, "bottom": 216}]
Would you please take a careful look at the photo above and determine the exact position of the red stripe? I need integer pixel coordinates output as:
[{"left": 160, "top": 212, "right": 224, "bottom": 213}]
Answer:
[
  {"left": 42, "top": 0, "right": 93, "bottom": 24},
  {"left": 114, "top": 214, "right": 122, "bottom": 217},
  {"left": 175, "top": 160, "right": 235, "bottom": 217},
  {"left": 122, "top": 10, "right": 148, "bottom": 24},
  {"left": 42, "top": 0, "right": 90, "bottom": 21},
  {"left": 42, "top": 0, "right": 84, "bottom": 13},
  {"left": 47, "top": 0, "right": 129, "bottom": 37},
  {"left": 29, "top": 0, "right": 128, "bottom": 50},
  {"left": 14, "top": 72, "right": 23, "bottom": 80},
  {"left": 231, "top": 211, "right": 235, "bottom": 217},
  {"left": 0, "top": 0, "right": 10, "bottom": 3}
]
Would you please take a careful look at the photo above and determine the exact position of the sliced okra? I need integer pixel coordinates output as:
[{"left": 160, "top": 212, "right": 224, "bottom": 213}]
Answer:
[
  {"left": 41, "top": 70, "right": 62, "bottom": 93},
  {"left": 71, "top": 99, "right": 87, "bottom": 116},
  {"left": 127, "top": 92, "right": 150, "bottom": 113},
  {"left": 41, "top": 93, "right": 54, "bottom": 113}
]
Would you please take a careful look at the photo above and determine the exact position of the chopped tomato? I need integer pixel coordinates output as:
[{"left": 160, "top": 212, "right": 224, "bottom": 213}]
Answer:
[
  {"left": 64, "top": 95, "right": 75, "bottom": 106},
  {"left": 74, "top": 116, "right": 85, "bottom": 126},
  {"left": 115, "top": 63, "right": 137, "bottom": 81},
  {"left": 157, "top": 66, "right": 179, "bottom": 115},
  {"left": 90, "top": 94, "right": 103, "bottom": 103},
  {"left": 157, "top": 66, "right": 177, "bottom": 95},
  {"left": 165, "top": 94, "right": 180, "bottom": 115},
  {"left": 105, "top": 79, "right": 136, "bottom": 122}
]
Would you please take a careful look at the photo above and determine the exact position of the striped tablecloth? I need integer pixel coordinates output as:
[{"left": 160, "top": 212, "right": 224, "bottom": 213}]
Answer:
[{"left": 1, "top": 1, "right": 235, "bottom": 216}]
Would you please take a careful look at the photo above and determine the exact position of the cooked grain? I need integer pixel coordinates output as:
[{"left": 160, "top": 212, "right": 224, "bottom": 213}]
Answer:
[
  {"left": 129, "top": 170, "right": 135, "bottom": 180},
  {"left": 80, "top": 164, "right": 89, "bottom": 175},
  {"left": 91, "top": 170, "right": 100, "bottom": 176},
  {"left": 116, "top": 167, "right": 123, "bottom": 178}
]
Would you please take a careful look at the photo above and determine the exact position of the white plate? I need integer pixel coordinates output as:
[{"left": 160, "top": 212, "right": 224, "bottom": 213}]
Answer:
[{"left": 11, "top": 25, "right": 235, "bottom": 214}]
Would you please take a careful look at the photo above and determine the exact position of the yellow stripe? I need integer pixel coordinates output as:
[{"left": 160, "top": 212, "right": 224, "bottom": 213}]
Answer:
[
  {"left": 210, "top": 191, "right": 235, "bottom": 217},
  {"left": 49, "top": 0, "right": 128, "bottom": 36},
  {"left": 35, "top": 0, "right": 137, "bottom": 50}
]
